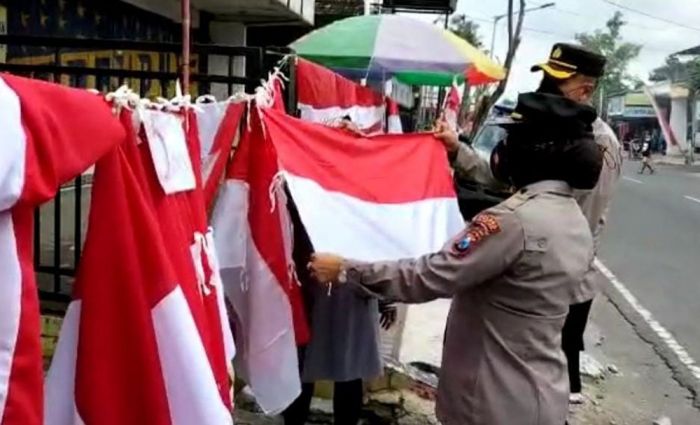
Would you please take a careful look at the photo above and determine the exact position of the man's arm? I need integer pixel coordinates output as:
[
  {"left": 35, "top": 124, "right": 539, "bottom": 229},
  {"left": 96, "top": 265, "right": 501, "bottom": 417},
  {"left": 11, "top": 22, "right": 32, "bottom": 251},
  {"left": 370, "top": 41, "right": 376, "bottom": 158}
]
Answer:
[{"left": 342, "top": 210, "right": 524, "bottom": 303}]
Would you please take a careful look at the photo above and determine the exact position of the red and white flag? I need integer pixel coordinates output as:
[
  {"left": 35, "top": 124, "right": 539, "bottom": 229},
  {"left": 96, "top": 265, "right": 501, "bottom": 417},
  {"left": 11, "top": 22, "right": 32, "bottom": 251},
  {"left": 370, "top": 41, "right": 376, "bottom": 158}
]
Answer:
[
  {"left": 443, "top": 82, "right": 462, "bottom": 132},
  {"left": 212, "top": 108, "right": 308, "bottom": 414},
  {"left": 0, "top": 74, "right": 125, "bottom": 425},
  {"left": 195, "top": 101, "right": 246, "bottom": 210},
  {"left": 261, "top": 108, "right": 464, "bottom": 262},
  {"left": 45, "top": 109, "right": 234, "bottom": 425},
  {"left": 296, "top": 58, "right": 386, "bottom": 133},
  {"left": 386, "top": 99, "right": 403, "bottom": 134}
]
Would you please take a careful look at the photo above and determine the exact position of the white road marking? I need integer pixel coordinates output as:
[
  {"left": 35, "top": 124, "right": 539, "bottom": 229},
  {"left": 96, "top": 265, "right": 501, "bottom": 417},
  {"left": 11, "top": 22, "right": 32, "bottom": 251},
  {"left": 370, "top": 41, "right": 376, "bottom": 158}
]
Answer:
[
  {"left": 622, "top": 176, "right": 644, "bottom": 184},
  {"left": 595, "top": 259, "right": 700, "bottom": 382},
  {"left": 684, "top": 195, "right": 700, "bottom": 204}
]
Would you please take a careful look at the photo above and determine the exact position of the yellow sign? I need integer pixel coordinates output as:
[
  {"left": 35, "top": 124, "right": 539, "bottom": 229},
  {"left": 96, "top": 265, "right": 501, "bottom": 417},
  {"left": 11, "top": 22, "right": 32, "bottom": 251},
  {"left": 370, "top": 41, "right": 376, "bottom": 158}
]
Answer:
[{"left": 0, "top": 5, "right": 6, "bottom": 64}]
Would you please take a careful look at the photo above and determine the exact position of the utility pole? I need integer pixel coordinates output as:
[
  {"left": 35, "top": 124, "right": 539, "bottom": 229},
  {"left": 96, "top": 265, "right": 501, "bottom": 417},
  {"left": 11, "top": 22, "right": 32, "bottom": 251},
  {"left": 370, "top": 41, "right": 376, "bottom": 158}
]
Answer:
[
  {"left": 490, "top": 2, "right": 555, "bottom": 58},
  {"left": 689, "top": 90, "right": 697, "bottom": 164}
]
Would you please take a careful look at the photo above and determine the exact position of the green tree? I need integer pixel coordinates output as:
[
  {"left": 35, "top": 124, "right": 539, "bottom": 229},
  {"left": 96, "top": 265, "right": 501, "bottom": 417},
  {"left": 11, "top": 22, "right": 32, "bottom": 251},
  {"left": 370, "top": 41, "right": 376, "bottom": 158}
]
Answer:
[
  {"left": 447, "top": 14, "right": 483, "bottom": 48},
  {"left": 650, "top": 55, "right": 690, "bottom": 83},
  {"left": 575, "top": 11, "right": 642, "bottom": 111}
]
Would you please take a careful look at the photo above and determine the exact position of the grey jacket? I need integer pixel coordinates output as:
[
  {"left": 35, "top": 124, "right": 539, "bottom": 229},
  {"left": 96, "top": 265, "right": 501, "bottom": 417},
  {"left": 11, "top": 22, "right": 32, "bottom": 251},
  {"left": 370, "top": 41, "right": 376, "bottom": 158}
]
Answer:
[
  {"left": 345, "top": 181, "right": 594, "bottom": 425},
  {"left": 452, "top": 118, "right": 622, "bottom": 302}
]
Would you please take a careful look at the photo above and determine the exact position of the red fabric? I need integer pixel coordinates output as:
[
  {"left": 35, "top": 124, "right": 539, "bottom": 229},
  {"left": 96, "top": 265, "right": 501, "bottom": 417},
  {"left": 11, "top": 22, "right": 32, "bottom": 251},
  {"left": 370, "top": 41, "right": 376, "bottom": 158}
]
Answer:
[
  {"left": 297, "top": 59, "right": 383, "bottom": 108},
  {"left": 262, "top": 108, "right": 457, "bottom": 204},
  {"left": 465, "top": 66, "right": 500, "bottom": 86},
  {"left": 229, "top": 110, "right": 310, "bottom": 346},
  {"left": 202, "top": 103, "right": 246, "bottom": 211},
  {"left": 0, "top": 74, "right": 125, "bottom": 425},
  {"left": 71, "top": 110, "right": 232, "bottom": 423},
  {"left": 74, "top": 122, "right": 173, "bottom": 424}
]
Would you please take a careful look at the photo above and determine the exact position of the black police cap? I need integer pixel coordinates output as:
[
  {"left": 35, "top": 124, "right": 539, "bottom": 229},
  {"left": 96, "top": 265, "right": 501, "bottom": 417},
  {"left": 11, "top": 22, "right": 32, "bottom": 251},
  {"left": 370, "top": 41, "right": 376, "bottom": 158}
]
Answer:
[{"left": 531, "top": 43, "right": 607, "bottom": 79}]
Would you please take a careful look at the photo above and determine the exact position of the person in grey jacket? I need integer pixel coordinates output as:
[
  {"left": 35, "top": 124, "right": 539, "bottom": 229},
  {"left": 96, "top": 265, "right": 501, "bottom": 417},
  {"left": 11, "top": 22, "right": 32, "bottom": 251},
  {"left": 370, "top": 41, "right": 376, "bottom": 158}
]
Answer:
[
  {"left": 310, "top": 92, "right": 604, "bottom": 425},
  {"left": 435, "top": 43, "right": 623, "bottom": 404}
]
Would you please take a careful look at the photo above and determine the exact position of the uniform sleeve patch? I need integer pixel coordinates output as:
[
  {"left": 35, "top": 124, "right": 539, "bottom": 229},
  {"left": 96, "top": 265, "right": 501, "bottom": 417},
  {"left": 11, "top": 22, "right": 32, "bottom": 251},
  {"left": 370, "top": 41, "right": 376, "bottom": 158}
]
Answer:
[{"left": 450, "top": 213, "right": 502, "bottom": 257}]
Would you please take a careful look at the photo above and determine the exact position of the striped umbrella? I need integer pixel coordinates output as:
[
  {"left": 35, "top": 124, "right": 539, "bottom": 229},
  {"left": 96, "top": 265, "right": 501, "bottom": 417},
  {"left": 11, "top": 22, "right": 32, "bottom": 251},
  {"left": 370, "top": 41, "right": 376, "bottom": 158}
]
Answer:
[{"left": 291, "top": 14, "right": 505, "bottom": 87}]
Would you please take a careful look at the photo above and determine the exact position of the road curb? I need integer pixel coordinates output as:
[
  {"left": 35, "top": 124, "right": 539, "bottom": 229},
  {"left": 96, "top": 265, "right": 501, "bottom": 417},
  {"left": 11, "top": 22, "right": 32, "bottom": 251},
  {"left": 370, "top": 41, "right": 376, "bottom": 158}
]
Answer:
[{"left": 599, "top": 264, "right": 700, "bottom": 408}]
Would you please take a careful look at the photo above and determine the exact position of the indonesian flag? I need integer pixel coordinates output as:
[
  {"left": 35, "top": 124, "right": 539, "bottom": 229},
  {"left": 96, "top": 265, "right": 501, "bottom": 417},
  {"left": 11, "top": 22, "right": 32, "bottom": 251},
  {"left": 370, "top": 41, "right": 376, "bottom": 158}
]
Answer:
[
  {"left": 443, "top": 82, "right": 462, "bottom": 132},
  {"left": 297, "top": 58, "right": 386, "bottom": 133},
  {"left": 0, "top": 74, "right": 125, "bottom": 425},
  {"left": 195, "top": 101, "right": 246, "bottom": 210},
  {"left": 386, "top": 99, "right": 403, "bottom": 134},
  {"left": 212, "top": 107, "right": 308, "bottom": 414},
  {"left": 260, "top": 107, "right": 464, "bottom": 263},
  {"left": 45, "top": 109, "right": 234, "bottom": 425}
]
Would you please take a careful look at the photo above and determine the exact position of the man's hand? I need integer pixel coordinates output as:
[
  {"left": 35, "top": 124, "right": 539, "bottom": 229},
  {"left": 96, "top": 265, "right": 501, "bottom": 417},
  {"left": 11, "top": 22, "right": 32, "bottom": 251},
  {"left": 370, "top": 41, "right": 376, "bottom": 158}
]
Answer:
[
  {"left": 433, "top": 119, "right": 460, "bottom": 153},
  {"left": 379, "top": 301, "right": 398, "bottom": 330},
  {"left": 308, "top": 253, "right": 345, "bottom": 284},
  {"left": 338, "top": 119, "right": 364, "bottom": 137}
]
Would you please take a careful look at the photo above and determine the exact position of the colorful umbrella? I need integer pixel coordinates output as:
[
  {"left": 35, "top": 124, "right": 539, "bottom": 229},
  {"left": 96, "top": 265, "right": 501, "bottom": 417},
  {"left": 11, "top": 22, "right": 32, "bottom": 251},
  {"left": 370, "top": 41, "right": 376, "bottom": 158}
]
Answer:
[{"left": 291, "top": 14, "right": 505, "bottom": 87}]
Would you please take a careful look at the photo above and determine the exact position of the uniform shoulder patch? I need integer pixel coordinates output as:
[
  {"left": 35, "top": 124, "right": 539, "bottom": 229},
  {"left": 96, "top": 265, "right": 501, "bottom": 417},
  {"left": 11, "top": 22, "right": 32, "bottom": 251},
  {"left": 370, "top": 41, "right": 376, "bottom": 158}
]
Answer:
[{"left": 450, "top": 213, "right": 502, "bottom": 257}]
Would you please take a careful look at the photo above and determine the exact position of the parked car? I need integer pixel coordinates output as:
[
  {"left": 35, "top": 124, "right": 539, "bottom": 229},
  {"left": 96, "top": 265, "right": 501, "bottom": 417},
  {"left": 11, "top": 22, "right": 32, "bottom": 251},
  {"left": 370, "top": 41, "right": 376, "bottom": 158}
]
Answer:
[{"left": 454, "top": 121, "right": 512, "bottom": 221}]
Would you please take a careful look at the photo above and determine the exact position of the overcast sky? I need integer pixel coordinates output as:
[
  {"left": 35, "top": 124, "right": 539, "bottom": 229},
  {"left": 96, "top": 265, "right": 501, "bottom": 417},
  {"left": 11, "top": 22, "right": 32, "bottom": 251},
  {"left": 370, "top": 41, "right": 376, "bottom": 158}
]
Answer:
[{"left": 451, "top": 0, "right": 700, "bottom": 99}]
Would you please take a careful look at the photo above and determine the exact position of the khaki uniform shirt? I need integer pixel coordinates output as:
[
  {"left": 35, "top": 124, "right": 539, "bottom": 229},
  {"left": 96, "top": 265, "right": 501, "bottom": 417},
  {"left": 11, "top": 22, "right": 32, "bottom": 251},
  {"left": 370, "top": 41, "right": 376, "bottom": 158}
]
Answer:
[
  {"left": 345, "top": 181, "right": 594, "bottom": 425},
  {"left": 452, "top": 118, "right": 622, "bottom": 302}
]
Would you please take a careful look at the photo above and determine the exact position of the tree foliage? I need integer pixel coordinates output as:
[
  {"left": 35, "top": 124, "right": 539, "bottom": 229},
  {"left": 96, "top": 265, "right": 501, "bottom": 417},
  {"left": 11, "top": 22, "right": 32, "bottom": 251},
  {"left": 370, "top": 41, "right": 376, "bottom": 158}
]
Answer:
[
  {"left": 447, "top": 14, "right": 483, "bottom": 48},
  {"left": 575, "top": 12, "right": 641, "bottom": 108},
  {"left": 649, "top": 55, "right": 690, "bottom": 83}
]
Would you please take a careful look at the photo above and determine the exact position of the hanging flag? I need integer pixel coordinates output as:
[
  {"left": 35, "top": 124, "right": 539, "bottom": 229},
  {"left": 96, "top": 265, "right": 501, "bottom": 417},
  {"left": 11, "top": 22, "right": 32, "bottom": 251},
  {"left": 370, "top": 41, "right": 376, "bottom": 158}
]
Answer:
[
  {"left": 261, "top": 108, "right": 464, "bottom": 262},
  {"left": 212, "top": 107, "right": 307, "bottom": 415},
  {"left": 45, "top": 109, "right": 234, "bottom": 425},
  {"left": 443, "top": 81, "right": 462, "bottom": 132},
  {"left": 0, "top": 74, "right": 126, "bottom": 425},
  {"left": 195, "top": 101, "right": 247, "bottom": 210},
  {"left": 386, "top": 99, "right": 403, "bottom": 134},
  {"left": 296, "top": 58, "right": 386, "bottom": 133}
]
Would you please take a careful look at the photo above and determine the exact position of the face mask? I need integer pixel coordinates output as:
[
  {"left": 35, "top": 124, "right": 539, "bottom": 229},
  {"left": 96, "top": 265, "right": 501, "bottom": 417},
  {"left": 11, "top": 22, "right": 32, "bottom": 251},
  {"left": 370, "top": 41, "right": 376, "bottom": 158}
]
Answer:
[{"left": 490, "top": 139, "right": 512, "bottom": 186}]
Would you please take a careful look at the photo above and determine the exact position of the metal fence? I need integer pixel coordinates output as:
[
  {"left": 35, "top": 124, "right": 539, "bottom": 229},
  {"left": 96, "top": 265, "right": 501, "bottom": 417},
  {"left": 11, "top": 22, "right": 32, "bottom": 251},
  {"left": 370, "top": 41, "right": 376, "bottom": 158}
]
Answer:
[{"left": 0, "top": 34, "right": 289, "bottom": 311}]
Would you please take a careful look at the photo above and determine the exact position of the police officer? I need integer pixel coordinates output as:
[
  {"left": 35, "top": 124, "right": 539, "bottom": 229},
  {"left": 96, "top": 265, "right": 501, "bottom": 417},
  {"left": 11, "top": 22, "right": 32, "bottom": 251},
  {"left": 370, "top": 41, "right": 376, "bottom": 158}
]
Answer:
[
  {"left": 436, "top": 43, "right": 623, "bottom": 404},
  {"left": 309, "top": 92, "right": 603, "bottom": 425}
]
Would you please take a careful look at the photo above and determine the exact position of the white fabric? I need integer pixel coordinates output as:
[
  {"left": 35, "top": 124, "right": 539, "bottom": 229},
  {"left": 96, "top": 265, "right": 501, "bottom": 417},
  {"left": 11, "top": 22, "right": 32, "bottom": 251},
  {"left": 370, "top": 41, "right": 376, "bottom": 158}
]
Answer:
[
  {"left": 0, "top": 213, "right": 22, "bottom": 421},
  {"left": 0, "top": 77, "right": 26, "bottom": 211},
  {"left": 213, "top": 181, "right": 301, "bottom": 415},
  {"left": 298, "top": 103, "right": 385, "bottom": 130},
  {"left": 204, "top": 229, "right": 237, "bottom": 363},
  {"left": 151, "top": 285, "right": 233, "bottom": 425},
  {"left": 44, "top": 301, "right": 85, "bottom": 425},
  {"left": 141, "top": 110, "right": 197, "bottom": 195},
  {"left": 387, "top": 115, "right": 403, "bottom": 134},
  {"left": 284, "top": 174, "right": 464, "bottom": 261},
  {"left": 195, "top": 103, "right": 227, "bottom": 158}
]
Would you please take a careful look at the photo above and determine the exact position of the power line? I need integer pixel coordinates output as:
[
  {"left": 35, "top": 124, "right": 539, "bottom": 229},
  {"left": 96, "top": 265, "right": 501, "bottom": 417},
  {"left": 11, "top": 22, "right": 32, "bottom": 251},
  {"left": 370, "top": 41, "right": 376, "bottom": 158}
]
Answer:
[{"left": 601, "top": 0, "right": 700, "bottom": 33}]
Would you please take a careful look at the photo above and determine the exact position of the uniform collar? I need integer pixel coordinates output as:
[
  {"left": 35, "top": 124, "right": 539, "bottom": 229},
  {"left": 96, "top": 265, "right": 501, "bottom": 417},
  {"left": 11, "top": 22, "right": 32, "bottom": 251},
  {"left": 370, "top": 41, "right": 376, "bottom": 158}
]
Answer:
[{"left": 519, "top": 180, "right": 573, "bottom": 197}]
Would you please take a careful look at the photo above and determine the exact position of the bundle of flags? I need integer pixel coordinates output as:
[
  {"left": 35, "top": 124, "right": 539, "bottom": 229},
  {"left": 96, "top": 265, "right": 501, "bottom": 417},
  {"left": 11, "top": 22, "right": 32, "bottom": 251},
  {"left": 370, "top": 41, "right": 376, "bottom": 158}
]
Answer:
[{"left": 0, "top": 68, "right": 462, "bottom": 423}]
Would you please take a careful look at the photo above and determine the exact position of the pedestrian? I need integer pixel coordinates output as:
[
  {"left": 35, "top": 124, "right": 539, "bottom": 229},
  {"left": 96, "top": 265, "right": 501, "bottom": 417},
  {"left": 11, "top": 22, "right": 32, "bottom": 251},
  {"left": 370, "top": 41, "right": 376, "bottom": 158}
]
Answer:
[
  {"left": 639, "top": 139, "right": 655, "bottom": 174},
  {"left": 309, "top": 92, "right": 604, "bottom": 425},
  {"left": 435, "top": 43, "right": 623, "bottom": 406}
]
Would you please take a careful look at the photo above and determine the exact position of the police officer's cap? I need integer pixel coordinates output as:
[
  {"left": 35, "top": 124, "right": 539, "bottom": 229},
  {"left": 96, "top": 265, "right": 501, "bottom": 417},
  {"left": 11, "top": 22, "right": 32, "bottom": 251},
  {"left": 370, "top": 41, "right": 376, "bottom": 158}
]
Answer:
[{"left": 531, "top": 43, "right": 607, "bottom": 80}]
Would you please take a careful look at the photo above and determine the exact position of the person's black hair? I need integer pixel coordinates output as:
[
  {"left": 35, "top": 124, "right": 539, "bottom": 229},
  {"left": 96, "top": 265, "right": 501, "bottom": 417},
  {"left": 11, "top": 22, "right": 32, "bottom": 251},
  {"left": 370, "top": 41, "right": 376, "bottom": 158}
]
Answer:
[{"left": 536, "top": 75, "right": 565, "bottom": 96}]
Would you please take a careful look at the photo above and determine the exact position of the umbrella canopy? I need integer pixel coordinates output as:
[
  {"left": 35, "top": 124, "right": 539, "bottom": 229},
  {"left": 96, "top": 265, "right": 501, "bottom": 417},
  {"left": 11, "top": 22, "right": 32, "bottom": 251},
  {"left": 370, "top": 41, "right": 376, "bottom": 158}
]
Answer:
[{"left": 291, "top": 14, "right": 505, "bottom": 87}]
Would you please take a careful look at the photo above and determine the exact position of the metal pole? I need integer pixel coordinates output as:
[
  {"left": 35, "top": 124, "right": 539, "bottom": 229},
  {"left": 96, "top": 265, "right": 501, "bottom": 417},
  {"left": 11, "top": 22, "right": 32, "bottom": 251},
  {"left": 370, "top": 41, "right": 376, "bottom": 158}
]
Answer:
[
  {"left": 181, "top": 0, "right": 191, "bottom": 95},
  {"left": 490, "top": 16, "right": 500, "bottom": 58}
]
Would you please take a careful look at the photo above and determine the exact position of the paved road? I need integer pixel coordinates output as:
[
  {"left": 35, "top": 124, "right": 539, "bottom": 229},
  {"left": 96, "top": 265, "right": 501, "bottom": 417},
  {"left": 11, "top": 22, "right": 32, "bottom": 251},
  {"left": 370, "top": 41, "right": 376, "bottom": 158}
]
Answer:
[{"left": 599, "top": 160, "right": 700, "bottom": 368}]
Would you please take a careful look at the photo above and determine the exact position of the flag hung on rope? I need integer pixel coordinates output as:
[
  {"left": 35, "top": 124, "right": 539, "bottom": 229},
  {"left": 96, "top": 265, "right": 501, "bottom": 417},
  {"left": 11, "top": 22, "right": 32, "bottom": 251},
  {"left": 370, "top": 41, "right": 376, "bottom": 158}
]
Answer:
[
  {"left": 296, "top": 58, "right": 386, "bottom": 133},
  {"left": 195, "top": 101, "right": 247, "bottom": 210},
  {"left": 212, "top": 107, "right": 308, "bottom": 415},
  {"left": 0, "top": 74, "right": 126, "bottom": 425},
  {"left": 261, "top": 107, "right": 464, "bottom": 263},
  {"left": 45, "top": 108, "right": 235, "bottom": 425}
]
